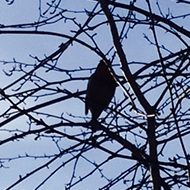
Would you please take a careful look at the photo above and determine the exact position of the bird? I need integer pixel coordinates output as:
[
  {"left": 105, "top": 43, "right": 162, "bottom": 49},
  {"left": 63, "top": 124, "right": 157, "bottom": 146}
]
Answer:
[{"left": 85, "top": 60, "right": 116, "bottom": 131}]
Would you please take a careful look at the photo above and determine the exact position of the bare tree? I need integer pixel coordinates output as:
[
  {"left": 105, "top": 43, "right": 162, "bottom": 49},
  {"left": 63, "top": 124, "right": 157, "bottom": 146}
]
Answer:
[{"left": 1, "top": 0, "right": 190, "bottom": 189}]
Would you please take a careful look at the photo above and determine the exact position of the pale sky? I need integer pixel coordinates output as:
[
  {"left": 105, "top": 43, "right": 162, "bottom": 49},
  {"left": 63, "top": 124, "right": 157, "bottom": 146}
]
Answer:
[{"left": 0, "top": 0, "right": 190, "bottom": 189}]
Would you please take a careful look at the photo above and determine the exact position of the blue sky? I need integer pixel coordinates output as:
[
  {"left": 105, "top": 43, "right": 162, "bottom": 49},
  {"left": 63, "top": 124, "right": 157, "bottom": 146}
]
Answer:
[{"left": 0, "top": 0, "right": 190, "bottom": 189}]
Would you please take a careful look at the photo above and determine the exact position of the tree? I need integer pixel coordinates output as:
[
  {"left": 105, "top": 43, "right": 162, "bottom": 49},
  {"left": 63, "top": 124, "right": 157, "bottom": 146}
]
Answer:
[{"left": 0, "top": 0, "right": 190, "bottom": 189}]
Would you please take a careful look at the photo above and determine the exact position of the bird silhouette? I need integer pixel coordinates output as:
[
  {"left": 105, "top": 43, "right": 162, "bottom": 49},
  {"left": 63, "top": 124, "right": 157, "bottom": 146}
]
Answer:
[{"left": 85, "top": 60, "right": 116, "bottom": 131}]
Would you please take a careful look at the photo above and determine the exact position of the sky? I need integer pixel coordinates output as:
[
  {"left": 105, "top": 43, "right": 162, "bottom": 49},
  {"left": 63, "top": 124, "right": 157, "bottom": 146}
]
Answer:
[{"left": 0, "top": 0, "right": 190, "bottom": 189}]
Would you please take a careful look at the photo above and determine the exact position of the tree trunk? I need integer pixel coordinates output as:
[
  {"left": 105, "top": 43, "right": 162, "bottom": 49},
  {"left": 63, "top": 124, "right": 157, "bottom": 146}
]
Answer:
[{"left": 147, "top": 115, "right": 161, "bottom": 190}]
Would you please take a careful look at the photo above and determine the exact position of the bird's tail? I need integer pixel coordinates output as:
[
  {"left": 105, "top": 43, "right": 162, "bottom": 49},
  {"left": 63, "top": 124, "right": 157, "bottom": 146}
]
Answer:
[{"left": 90, "top": 118, "right": 101, "bottom": 132}]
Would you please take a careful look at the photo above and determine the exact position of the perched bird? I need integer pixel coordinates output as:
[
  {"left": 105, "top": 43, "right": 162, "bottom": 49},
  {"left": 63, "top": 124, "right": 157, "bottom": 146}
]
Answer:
[{"left": 85, "top": 60, "right": 116, "bottom": 131}]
